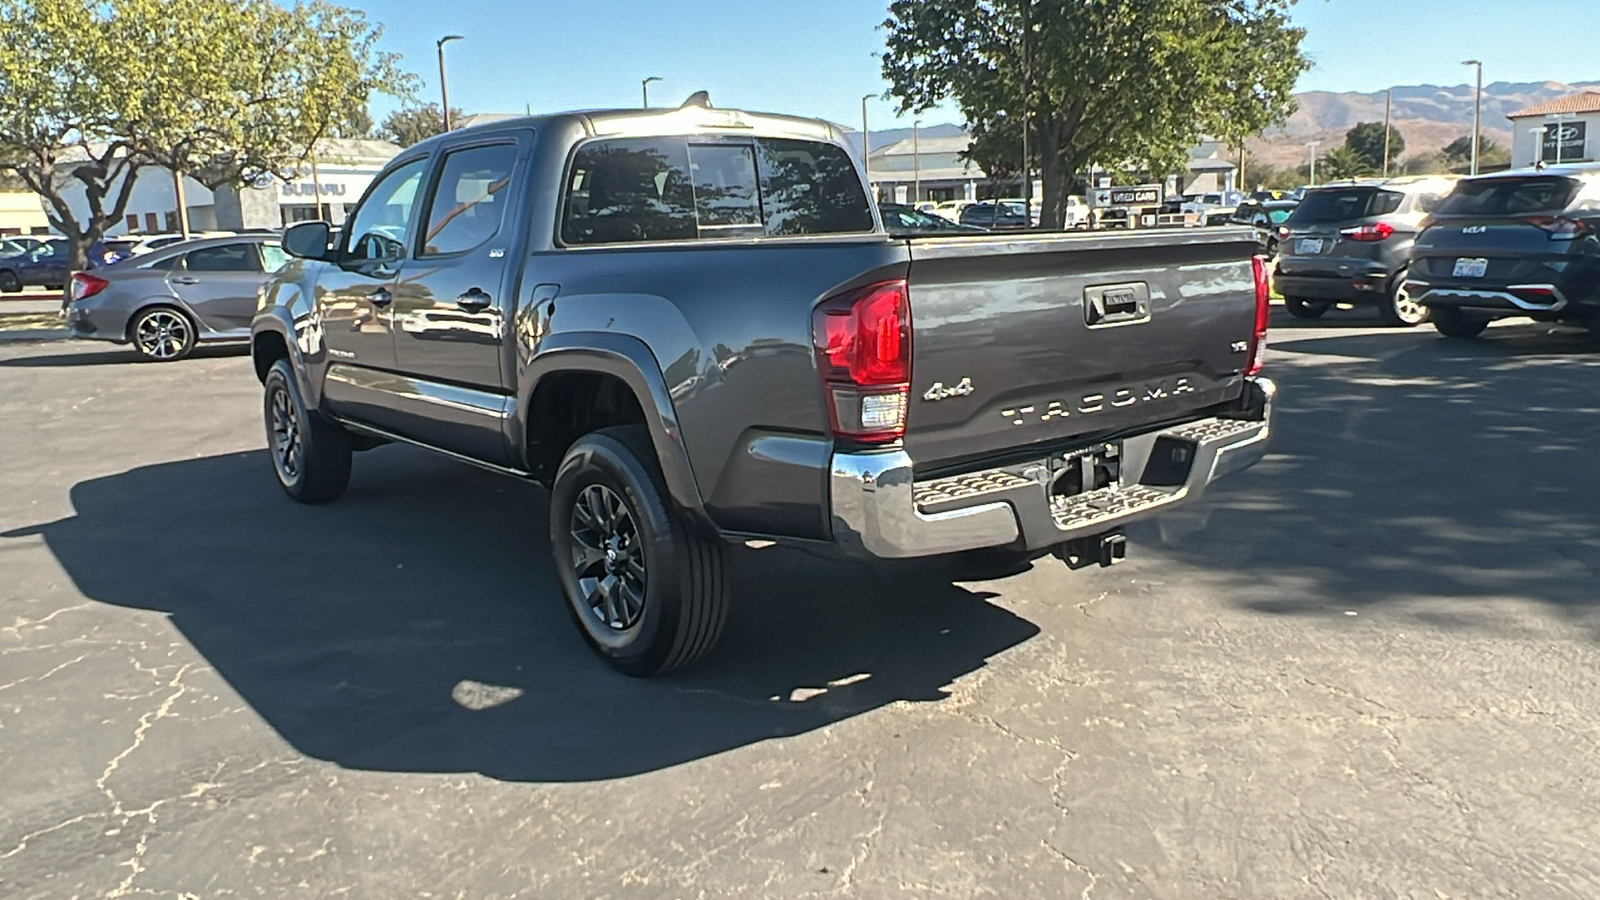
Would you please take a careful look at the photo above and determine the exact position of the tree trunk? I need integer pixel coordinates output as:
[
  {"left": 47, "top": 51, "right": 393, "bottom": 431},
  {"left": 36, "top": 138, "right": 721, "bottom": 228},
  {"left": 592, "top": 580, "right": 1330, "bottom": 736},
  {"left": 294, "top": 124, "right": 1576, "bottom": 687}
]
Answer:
[{"left": 1037, "top": 122, "right": 1066, "bottom": 230}]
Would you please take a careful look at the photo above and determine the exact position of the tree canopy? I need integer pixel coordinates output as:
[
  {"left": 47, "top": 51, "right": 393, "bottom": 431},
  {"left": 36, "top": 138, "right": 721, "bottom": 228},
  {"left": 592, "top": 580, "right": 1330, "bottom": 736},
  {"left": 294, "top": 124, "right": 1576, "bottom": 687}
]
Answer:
[
  {"left": 0, "top": 0, "right": 412, "bottom": 264},
  {"left": 882, "top": 0, "right": 1309, "bottom": 227},
  {"left": 1318, "top": 145, "right": 1373, "bottom": 181},
  {"left": 1344, "top": 121, "right": 1404, "bottom": 171},
  {"left": 377, "top": 105, "right": 463, "bottom": 149}
]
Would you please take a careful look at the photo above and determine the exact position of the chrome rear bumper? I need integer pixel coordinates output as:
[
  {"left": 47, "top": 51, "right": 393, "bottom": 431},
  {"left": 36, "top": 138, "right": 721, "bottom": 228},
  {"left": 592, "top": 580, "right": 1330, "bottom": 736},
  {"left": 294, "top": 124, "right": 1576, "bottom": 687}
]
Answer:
[{"left": 829, "top": 377, "right": 1275, "bottom": 559}]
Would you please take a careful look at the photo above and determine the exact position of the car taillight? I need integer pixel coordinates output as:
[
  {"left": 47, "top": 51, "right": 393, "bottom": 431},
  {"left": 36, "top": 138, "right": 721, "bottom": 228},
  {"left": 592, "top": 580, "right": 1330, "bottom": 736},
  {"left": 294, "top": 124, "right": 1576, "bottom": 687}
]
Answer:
[
  {"left": 1338, "top": 222, "right": 1395, "bottom": 242},
  {"left": 1277, "top": 226, "right": 1291, "bottom": 240},
  {"left": 813, "top": 280, "right": 911, "bottom": 443},
  {"left": 71, "top": 273, "right": 109, "bottom": 302},
  {"left": 1525, "top": 216, "right": 1587, "bottom": 240},
  {"left": 1247, "top": 256, "right": 1270, "bottom": 377}
]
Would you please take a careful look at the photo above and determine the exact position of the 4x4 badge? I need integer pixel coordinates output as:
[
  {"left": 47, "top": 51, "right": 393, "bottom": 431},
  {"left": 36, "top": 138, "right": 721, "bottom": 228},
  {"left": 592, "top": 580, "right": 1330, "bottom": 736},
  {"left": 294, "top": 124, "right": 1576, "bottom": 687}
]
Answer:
[{"left": 923, "top": 377, "right": 975, "bottom": 402}]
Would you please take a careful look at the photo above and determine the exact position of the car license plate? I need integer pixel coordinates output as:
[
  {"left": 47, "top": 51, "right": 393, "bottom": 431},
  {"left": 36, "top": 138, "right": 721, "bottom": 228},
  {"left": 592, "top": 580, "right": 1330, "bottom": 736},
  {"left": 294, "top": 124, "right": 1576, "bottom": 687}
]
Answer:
[
  {"left": 1453, "top": 257, "right": 1489, "bottom": 278},
  {"left": 1295, "top": 238, "right": 1324, "bottom": 255}
]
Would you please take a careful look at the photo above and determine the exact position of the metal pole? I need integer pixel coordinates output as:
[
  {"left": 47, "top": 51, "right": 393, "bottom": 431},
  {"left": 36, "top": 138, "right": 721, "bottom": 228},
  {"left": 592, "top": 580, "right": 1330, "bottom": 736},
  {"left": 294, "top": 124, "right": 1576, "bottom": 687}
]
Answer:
[
  {"left": 1382, "top": 90, "right": 1393, "bottom": 177},
  {"left": 912, "top": 119, "right": 921, "bottom": 204},
  {"left": 437, "top": 36, "right": 464, "bottom": 132},
  {"left": 1464, "top": 60, "right": 1482, "bottom": 176},
  {"left": 860, "top": 95, "right": 874, "bottom": 192},
  {"left": 642, "top": 76, "right": 662, "bottom": 108},
  {"left": 1020, "top": 0, "right": 1031, "bottom": 213},
  {"left": 171, "top": 165, "right": 190, "bottom": 238},
  {"left": 1307, "top": 141, "right": 1319, "bottom": 186}
]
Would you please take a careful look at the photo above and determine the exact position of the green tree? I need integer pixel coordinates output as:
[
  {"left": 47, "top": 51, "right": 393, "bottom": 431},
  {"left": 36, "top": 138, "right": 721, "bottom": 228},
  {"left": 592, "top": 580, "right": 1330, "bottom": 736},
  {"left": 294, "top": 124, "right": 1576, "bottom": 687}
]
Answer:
[
  {"left": 882, "top": 0, "right": 1309, "bottom": 228},
  {"left": 1344, "top": 121, "right": 1404, "bottom": 171},
  {"left": 377, "top": 104, "right": 462, "bottom": 148},
  {"left": 1318, "top": 145, "right": 1374, "bottom": 181},
  {"left": 1442, "top": 135, "right": 1507, "bottom": 169}
]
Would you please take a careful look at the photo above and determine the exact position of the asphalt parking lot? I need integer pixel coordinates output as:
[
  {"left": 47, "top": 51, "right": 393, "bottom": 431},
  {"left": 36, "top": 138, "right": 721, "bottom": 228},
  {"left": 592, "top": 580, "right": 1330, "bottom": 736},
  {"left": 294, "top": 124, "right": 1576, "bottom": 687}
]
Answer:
[{"left": 2, "top": 310, "right": 1599, "bottom": 899}]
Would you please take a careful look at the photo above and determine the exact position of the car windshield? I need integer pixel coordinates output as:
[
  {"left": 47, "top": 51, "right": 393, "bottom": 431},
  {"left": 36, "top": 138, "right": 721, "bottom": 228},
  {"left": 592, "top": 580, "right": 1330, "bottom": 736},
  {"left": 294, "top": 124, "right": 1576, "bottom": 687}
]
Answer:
[
  {"left": 1288, "top": 188, "right": 1402, "bottom": 224},
  {"left": 1432, "top": 176, "right": 1581, "bottom": 217}
]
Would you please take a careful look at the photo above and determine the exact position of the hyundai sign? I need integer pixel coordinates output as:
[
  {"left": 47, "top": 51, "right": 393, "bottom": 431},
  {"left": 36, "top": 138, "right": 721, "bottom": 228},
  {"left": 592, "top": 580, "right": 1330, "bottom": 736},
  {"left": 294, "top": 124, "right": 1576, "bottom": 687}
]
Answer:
[{"left": 1541, "top": 121, "right": 1587, "bottom": 163}]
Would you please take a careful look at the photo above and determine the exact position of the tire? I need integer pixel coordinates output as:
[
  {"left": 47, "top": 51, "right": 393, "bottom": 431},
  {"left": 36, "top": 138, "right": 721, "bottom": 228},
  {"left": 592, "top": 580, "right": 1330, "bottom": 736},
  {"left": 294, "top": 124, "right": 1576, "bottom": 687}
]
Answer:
[
  {"left": 1284, "top": 297, "right": 1331, "bottom": 319},
  {"left": 1379, "top": 269, "right": 1429, "bottom": 327},
  {"left": 550, "top": 425, "right": 728, "bottom": 676},
  {"left": 129, "top": 306, "right": 197, "bottom": 361},
  {"left": 1431, "top": 307, "right": 1491, "bottom": 338},
  {"left": 0, "top": 270, "right": 19, "bottom": 293},
  {"left": 262, "top": 359, "right": 352, "bottom": 504}
]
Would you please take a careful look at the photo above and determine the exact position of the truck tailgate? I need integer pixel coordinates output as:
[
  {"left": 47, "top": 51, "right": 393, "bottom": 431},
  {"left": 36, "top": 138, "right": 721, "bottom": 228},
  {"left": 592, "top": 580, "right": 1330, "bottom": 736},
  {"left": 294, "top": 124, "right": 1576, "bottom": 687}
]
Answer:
[{"left": 903, "top": 229, "right": 1260, "bottom": 473}]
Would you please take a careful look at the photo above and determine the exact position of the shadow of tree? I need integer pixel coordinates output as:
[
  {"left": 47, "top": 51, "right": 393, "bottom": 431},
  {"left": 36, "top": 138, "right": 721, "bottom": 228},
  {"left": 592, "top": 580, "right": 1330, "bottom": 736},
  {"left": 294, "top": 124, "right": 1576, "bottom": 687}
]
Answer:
[
  {"left": 1144, "top": 321, "right": 1600, "bottom": 635},
  {"left": 4, "top": 447, "right": 1038, "bottom": 783}
]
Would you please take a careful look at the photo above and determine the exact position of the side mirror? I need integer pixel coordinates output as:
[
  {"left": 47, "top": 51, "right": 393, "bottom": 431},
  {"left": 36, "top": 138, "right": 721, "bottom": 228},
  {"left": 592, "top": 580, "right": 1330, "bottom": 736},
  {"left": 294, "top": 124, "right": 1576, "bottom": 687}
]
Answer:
[{"left": 282, "top": 221, "right": 334, "bottom": 261}]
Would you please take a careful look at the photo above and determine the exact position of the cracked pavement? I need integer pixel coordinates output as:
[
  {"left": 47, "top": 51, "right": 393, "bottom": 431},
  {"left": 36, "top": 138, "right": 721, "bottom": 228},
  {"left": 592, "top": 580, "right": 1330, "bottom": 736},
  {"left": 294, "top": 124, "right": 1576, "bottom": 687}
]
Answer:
[{"left": 2, "top": 311, "right": 1599, "bottom": 898}]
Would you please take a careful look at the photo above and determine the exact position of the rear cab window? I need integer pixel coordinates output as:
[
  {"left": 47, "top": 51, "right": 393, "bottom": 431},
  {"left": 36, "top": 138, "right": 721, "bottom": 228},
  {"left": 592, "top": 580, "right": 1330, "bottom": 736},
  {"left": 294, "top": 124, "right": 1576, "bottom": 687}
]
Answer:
[
  {"left": 561, "top": 136, "right": 873, "bottom": 246},
  {"left": 1432, "top": 176, "right": 1582, "bottom": 217},
  {"left": 1289, "top": 188, "right": 1404, "bottom": 225}
]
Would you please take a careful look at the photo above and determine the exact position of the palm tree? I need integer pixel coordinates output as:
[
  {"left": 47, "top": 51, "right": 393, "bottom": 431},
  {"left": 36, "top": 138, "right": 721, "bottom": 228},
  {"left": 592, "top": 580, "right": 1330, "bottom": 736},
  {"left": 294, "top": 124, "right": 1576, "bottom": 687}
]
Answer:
[{"left": 1319, "top": 146, "right": 1375, "bottom": 181}]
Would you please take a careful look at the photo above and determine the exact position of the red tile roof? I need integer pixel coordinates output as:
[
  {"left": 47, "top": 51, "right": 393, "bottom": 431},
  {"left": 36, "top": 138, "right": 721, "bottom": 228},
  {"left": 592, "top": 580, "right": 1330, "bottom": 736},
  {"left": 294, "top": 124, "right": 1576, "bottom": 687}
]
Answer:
[{"left": 1508, "top": 91, "right": 1600, "bottom": 118}]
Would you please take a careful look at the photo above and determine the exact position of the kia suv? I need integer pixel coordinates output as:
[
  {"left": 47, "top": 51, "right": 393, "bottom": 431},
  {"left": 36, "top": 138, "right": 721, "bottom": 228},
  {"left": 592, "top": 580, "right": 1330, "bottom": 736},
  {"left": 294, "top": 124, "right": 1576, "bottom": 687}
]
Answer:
[
  {"left": 1275, "top": 176, "right": 1457, "bottom": 326},
  {"left": 1407, "top": 164, "right": 1600, "bottom": 340}
]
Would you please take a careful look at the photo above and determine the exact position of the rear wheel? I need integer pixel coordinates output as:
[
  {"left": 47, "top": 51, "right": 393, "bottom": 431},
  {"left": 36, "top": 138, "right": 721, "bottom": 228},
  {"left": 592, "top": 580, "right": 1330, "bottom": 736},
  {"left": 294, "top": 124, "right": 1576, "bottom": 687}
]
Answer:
[
  {"left": 130, "top": 307, "right": 196, "bottom": 361},
  {"left": 1431, "top": 307, "right": 1491, "bottom": 338},
  {"left": 1379, "top": 269, "right": 1429, "bottom": 327},
  {"left": 0, "top": 270, "right": 19, "bottom": 293},
  {"left": 550, "top": 425, "right": 727, "bottom": 676},
  {"left": 263, "top": 359, "right": 352, "bottom": 503},
  {"left": 1284, "top": 297, "right": 1331, "bottom": 319}
]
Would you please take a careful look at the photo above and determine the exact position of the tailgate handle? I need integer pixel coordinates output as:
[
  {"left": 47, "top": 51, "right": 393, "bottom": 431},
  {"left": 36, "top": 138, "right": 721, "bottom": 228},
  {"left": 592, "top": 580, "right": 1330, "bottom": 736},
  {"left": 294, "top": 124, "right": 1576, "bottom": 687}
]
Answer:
[{"left": 1084, "top": 283, "right": 1151, "bottom": 328}]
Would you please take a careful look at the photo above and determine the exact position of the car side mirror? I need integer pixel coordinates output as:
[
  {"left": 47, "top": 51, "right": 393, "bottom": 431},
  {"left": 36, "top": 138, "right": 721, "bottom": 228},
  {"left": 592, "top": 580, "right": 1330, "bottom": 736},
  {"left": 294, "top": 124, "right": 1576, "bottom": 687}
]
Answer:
[{"left": 283, "top": 221, "right": 334, "bottom": 261}]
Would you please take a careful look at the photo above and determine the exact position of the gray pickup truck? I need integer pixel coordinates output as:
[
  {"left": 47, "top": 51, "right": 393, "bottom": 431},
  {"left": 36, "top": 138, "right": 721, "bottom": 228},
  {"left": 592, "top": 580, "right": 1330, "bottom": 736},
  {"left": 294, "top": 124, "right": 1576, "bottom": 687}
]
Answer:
[{"left": 252, "top": 98, "right": 1275, "bottom": 675}]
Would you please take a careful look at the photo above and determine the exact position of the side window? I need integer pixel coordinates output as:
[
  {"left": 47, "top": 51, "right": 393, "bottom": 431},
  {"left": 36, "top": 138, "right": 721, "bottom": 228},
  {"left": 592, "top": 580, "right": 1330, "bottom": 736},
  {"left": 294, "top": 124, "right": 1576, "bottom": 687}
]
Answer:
[
  {"left": 1371, "top": 190, "right": 1404, "bottom": 216},
  {"left": 144, "top": 255, "right": 182, "bottom": 272},
  {"left": 185, "top": 243, "right": 260, "bottom": 273},
  {"left": 756, "top": 138, "right": 874, "bottom": 236},
  {"left": 687, "top": 144, "right": 762, "bottom": 238},
  {"left": 561, "top": 138, "right": 697, "bottom": 245},
  {"left": 260, "top": 243, "right": 290, "bottom": 273},
  {"left": 344, "top": 158, "right": 427, "bottom": 264},
  {"left": 419, "top": 143, "right": 519, "bottom": 257}
]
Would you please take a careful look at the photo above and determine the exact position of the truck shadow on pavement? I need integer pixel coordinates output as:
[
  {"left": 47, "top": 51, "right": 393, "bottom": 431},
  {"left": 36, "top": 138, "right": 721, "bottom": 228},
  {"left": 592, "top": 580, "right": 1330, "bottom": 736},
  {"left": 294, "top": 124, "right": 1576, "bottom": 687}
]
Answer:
[
  {"left": 1146, "top": 321, "right": 1600, "bottom": 635},
  {"left": 5, "top": 447, "right": 1038, "bottom": 782}
]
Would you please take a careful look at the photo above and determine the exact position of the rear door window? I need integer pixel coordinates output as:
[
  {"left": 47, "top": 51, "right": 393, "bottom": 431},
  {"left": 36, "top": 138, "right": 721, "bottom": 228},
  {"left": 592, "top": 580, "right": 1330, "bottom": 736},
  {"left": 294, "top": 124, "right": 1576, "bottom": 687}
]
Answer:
[
  {"left": 1433, "top": 176, "right": 1581, "bottom": 217},
  {"left": 185, "top": 243, "right": 260, "bottom": 272},
  {"left": 419, "top": 142, "right": 519, "bottom": 257},
  {"left": 1289, "top": 189, "right": 1402, "bottom": 225}
]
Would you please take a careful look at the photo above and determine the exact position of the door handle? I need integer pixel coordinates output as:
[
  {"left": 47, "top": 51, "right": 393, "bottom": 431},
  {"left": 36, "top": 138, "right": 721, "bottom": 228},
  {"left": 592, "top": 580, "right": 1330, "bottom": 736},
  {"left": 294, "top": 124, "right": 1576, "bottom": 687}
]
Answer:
[
  {"left": 367, "top": 288, "right": 393, "bottom": 308},
  {"left": 456, "top": 287, "right": 492, "bottom": 312},
  {"left": 171, "top": 276, "right": 199, "bottom": 285}
]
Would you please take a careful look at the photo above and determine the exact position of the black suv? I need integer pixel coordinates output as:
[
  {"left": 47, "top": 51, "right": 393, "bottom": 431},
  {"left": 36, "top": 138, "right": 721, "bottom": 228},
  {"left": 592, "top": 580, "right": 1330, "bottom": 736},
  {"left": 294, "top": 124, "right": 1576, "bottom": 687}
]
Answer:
[
  {"left": 1408, "top": 164, "right": 1600, "bottom": 339},
  {"left": 1275, "top": 176, "right": 1457, "bottom": 326}
]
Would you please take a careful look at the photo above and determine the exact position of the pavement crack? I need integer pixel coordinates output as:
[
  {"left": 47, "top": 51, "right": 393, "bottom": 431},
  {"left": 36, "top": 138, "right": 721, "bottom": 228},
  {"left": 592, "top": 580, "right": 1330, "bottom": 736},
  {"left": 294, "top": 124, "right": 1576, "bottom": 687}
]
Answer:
[
  {"left": 1040, "top": 838, "right": 1101, "bottom": 899},
  {"left": 0, "top": 650, "right": 91, "bottom": 692}
]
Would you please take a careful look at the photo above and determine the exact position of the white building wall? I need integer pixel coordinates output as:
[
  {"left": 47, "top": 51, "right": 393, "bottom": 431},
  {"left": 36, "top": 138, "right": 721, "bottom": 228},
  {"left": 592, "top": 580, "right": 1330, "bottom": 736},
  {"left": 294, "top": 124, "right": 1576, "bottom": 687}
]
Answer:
[{"left": 1510, "top": 111, "right": 1600, "bottom": 168}]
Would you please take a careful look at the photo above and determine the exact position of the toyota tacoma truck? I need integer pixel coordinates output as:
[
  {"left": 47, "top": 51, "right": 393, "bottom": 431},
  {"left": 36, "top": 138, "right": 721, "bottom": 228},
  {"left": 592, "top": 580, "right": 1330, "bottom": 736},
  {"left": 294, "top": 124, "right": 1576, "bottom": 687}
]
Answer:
[{"left": 252, "top": 97, "right": 1276, "bottom": 676}]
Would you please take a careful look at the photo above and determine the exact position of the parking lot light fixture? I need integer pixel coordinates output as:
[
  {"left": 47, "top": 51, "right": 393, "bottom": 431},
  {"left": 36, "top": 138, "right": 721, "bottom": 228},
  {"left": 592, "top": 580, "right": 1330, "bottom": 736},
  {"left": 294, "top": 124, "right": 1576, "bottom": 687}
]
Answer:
[
  {"left": 1306, "top": 141, "right": 1320, "bottom": 186},
  {"left": 438, "top": 35, "right": 465, "bottom": 132},
  {"left": 1463, "top": 60, "right": 1483, "bottom": 175},
  {"left": 642, "top": 76, "right": 662, "bottom": 108}
]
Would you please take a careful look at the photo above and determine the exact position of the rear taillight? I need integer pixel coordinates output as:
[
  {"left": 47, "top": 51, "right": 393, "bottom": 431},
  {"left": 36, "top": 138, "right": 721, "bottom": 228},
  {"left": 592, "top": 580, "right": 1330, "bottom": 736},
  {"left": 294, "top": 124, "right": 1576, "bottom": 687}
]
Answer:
[
  {"left": 71, "top": 273, "right": 109, "bottom": 302},
  {"left": 1338, "top": 222, "right": 1395, "bottom": 242},
  {"left": 1277, "top": 226, "right": 1291, "bottom": 240},
  {"left": 1247, "top": 256, "right": 1270, "bottom": 377},
  {"left": 813, "top": 280, "right": 911, "bottom": 443},
  {"left": 1525, "top": 216, "right": 1587, "bottom": 240}
]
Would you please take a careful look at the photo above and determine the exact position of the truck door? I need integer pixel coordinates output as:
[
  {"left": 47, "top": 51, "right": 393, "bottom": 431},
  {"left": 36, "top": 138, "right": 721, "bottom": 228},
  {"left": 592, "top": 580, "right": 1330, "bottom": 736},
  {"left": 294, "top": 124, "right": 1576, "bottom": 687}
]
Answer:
[
  {"left": 316, "top": 156, "right": 429, "bottom": 431},
  {"left": 387, "top": 135, "right": 528, "bottom": 465}
]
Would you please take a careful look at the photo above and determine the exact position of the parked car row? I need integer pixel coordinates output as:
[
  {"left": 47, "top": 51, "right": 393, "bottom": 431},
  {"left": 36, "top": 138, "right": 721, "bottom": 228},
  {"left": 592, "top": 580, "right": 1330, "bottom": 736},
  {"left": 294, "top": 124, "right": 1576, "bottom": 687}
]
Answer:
[{"left": 1, "top": 230, "right": 265, "bottom": 293}]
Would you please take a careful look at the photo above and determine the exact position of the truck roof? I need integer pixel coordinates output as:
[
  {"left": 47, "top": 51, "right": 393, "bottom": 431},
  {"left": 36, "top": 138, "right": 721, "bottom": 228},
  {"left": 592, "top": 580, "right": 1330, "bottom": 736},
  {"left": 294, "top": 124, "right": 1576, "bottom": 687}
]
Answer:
[{"left": 413, "top": 98, "right": 850, "bottom": 151}]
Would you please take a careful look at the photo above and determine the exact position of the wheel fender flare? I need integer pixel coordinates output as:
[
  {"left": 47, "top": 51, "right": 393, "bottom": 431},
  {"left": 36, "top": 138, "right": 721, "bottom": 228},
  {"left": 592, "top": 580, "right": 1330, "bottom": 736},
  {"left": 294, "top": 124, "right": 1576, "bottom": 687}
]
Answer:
[
  {"left": 518, "top": 332, "right": 708, "bottom": 524},
  {"left": 250, "top": 305, "right": 320, "bottom": 409}
]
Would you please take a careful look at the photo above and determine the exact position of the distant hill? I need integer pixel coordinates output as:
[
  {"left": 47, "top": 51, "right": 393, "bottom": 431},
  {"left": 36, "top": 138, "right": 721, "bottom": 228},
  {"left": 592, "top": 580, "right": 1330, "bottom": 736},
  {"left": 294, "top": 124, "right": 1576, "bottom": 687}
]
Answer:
[{"left": 1247, "top": 80, "right": 1600, "bottom": 169}]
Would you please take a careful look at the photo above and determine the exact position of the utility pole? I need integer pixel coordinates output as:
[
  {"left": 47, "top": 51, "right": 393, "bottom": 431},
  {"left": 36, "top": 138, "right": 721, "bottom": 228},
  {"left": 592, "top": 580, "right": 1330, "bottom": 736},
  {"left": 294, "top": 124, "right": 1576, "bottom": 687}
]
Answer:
[
  {"left": 642, "top": 76, "right": 662, "bottom": 108},
  {"left": 1382, "top": 89, "right": 1393, "bottom": 177},
  {"left": 1463, "top": 60, "right": 1483, "bottom": 175},
  {"left": 437, "top": 35, "right": 464, "bottom": 132},
  {"left": 1307, "top": 141, "right": 1320, "bottom": 186},
  {"left": 912, "top": 119, "right": 922, "bottom": 205}
]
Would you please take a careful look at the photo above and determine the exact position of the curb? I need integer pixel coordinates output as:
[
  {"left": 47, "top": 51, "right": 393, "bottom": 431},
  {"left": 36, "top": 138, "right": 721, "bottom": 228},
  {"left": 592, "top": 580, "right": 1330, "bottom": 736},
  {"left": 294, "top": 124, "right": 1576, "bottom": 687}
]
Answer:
[{"left": 0, "top": 328, "right": 71, "bottom": 343}]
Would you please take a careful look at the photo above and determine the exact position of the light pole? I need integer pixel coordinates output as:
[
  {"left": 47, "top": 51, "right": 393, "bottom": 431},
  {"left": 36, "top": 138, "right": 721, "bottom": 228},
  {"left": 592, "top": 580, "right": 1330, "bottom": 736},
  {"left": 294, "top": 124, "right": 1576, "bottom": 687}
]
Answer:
[
  {"left": 1463, "top": 60, "right": 1483, "bottom": 175},
  {"left": 642, "top": 76, "right": 662, "bottom": 108},
  {"left": 437, "top": 35, "right": 464, "bottom": 132},
  {"left": 860, "top": 94, "right": 874, "bottom": 193},
  {"left": 912, "top": 119, "right": 922, "bottom": 205},
  {"left": 1306, "top": 141, "right": 1320, "bottom": 186},
  {"left": 1530, "top": 125, "right": 1549, "bottom": 167},
  {"left": 1382, "top": 89, "right": 1393, "bottom": 177}
]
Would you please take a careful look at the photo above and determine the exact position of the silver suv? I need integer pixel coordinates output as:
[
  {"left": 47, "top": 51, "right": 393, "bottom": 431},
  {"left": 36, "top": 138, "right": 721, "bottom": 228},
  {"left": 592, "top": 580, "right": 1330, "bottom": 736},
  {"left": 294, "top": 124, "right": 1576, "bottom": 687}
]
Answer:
[{"left": 1275, "top": 176, "right": 1458, "bottom": 326}]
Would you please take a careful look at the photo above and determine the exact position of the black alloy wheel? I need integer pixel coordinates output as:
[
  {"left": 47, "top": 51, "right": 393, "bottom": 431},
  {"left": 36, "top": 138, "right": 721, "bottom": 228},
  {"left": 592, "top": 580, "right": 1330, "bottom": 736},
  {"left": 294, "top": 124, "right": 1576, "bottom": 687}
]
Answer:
[
  {"left": 262, "top": 359, "right": 352, "bottom": 503},
  {"left": 1284, "top": 297, "right": 1331, "bottom": 319},
  {"left": 550, "top": 425, "right": 727, "bottom": 676}
]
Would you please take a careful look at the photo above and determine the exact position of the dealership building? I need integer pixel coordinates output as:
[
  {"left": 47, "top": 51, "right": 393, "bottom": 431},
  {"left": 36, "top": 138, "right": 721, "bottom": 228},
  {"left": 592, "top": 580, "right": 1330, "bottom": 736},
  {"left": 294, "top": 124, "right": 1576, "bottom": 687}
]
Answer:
[{"left": 1507, "top": 90, "right": 1600, "bottom": 168}]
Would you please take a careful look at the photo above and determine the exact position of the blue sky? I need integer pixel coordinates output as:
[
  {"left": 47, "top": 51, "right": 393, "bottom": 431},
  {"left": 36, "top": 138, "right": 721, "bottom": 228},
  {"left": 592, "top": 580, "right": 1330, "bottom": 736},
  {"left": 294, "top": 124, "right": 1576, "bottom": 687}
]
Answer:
[{"left": 351, "top": 0, "right": 1600, "bottom": 128}]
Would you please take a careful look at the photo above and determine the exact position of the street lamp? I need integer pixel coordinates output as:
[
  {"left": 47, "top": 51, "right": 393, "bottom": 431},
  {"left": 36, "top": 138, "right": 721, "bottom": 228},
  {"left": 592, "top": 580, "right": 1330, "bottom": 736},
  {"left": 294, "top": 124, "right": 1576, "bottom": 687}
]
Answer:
[
  {"left": 437, "top": 35, "right": 464, "bottom": 132},
  {"left": 1306, "top": 141, "right": 1320, "bottom": 186},
  {"left": 642, "top": 76, "right": 662, "bottom": 108},
  {"left": 912, "top": 119, "right": 922, "bottom": 205},
  {"left": 1382, "top": 89, "right": 1393, "bottom": 177},
  {"left": 860, "top": 94, "right": 875, "bottom": 192},
  {"left": 1463, "top": 60, "right": 1483, "bottom": 175}
]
